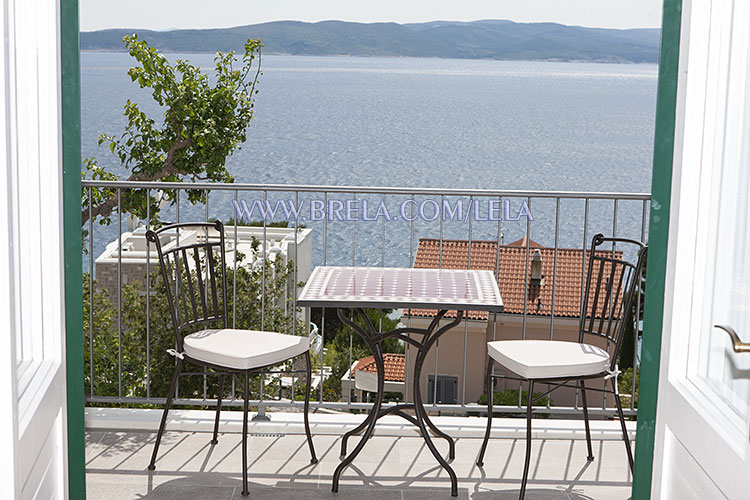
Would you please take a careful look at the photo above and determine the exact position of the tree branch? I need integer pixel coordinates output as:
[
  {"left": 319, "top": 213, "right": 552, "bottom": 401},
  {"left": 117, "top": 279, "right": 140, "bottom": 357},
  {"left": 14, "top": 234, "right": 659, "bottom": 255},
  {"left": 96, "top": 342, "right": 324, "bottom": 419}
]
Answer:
[{"left": 81, "top": 135, "right": 192, "bottom": 226}]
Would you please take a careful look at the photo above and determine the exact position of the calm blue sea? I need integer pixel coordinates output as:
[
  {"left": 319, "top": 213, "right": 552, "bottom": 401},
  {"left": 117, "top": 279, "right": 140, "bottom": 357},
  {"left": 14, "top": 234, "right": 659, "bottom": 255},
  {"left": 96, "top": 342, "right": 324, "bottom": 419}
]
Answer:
[{"left": 81, "top": 52, "right": 658, "bottom": 267}]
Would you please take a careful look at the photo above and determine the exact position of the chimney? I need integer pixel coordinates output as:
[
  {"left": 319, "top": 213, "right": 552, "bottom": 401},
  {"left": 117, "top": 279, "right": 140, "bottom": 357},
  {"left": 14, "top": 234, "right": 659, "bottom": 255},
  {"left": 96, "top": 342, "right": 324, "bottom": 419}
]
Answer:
[{"left": 530, "top": 249, "right": 543, "bottom": 285}]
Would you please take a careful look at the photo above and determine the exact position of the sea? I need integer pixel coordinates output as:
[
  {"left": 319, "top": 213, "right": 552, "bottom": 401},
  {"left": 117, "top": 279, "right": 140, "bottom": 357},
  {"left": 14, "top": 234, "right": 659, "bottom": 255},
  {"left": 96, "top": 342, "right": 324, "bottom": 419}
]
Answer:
[{"left": 81, "top": 52, "right": 658, "bottom": 268}]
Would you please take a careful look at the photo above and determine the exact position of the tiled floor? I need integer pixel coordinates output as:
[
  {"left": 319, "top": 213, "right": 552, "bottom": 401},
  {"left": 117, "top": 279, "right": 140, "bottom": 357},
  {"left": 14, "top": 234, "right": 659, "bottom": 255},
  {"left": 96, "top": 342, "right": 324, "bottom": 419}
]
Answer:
[{"left": 85, "top": 429, "right": 633, "bottom": 499}]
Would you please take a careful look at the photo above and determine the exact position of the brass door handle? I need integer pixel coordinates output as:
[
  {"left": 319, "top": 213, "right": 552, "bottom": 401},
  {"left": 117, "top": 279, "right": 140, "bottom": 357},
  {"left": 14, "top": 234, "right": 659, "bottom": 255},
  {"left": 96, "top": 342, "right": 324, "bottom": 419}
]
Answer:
[{"left": 715, "top": 325, "right": 750, "bottom": 353}]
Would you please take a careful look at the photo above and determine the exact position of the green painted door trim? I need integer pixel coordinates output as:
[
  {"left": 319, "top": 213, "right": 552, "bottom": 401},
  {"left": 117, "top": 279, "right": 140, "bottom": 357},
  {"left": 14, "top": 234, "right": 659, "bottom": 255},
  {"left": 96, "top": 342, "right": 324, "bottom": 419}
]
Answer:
[
  {"left": 631, "top": 0, "right": 683, "bottom": 498},
  {"left": 61, "top": 0, "right": 86, "bottom": 498}
]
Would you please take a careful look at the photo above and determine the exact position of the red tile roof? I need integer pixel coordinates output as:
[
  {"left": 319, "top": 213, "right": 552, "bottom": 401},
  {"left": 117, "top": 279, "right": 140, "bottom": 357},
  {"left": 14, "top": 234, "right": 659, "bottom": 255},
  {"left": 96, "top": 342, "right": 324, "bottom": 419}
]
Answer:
[
  {"left": 408, "top": 238, "right": 621, "bottom": 320},
  {"left": 350, "top": 353, "right": 405, "bottom": 382},
  {"left": 506, "top": 237, "right": 544, "bottom": 249}
]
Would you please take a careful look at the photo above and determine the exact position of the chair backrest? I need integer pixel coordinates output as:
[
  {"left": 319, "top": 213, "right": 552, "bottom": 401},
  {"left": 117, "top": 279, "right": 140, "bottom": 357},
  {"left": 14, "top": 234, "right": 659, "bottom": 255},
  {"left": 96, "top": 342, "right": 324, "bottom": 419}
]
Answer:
[
  {"left": 146, "top": 221, "right": 228, "bottom": 351},
  {"left": 578, "top": 233, "right": 647, "bottom": 371}
]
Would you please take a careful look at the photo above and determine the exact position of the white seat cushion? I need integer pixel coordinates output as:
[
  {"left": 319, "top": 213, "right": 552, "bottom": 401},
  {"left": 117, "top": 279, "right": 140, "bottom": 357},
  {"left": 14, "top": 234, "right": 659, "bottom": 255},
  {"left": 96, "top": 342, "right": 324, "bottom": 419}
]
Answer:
[
  {"left": 183, "top": 329, "right": 310, "bottom": 370},
  {"left": 487, "top": 340, "right": 610, "bottom": 379}
]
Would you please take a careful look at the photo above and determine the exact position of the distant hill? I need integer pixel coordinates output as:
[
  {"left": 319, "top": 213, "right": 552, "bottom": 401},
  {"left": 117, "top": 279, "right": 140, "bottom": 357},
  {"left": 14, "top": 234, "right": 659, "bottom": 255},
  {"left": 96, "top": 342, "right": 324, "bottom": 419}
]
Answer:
[{"left": 81, "top": 20, "right": 661, "bottom": 63}]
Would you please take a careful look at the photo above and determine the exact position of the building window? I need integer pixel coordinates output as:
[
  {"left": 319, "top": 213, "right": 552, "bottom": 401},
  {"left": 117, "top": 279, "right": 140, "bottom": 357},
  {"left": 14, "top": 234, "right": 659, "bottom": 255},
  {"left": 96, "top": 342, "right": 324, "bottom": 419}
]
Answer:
[{"left": 427, "top": 375, "right": 458, "bottom": 404}]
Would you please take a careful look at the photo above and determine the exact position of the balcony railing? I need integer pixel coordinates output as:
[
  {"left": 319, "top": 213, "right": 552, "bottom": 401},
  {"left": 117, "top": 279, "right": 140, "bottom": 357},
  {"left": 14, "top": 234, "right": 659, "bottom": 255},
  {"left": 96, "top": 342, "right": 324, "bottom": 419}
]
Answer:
[{"left": 81, "top": 179, "right": 650, "bottom": 418}]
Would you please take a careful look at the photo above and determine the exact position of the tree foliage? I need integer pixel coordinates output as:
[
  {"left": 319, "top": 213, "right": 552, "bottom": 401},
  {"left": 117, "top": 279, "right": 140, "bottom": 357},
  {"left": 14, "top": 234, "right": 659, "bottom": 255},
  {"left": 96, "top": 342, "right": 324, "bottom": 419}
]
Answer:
[
  {"left": 618, "top": 367, "right": 639, "bottom": 410},
  {"left": 81, "top": 35, "right": 262, "bottom": 226}
]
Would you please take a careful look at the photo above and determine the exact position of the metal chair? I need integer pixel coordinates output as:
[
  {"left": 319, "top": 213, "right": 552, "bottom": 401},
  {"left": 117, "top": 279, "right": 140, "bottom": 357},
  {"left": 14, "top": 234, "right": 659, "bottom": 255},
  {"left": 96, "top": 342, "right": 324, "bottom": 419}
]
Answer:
[
  {"left": 145, "top": 221, "right": 317, "bottom": 496},
  {"left": 476, "top": 234, "right": 647, "bottom": 500}
]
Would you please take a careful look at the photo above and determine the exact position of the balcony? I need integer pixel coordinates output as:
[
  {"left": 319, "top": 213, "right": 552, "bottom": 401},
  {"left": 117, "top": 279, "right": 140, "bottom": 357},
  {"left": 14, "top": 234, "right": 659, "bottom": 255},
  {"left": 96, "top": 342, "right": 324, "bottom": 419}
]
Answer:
[
  {"left": 85, "top": 409, "right": 635, "bottom": 499},
  {"left": 82, "top": 180, "right": 647, "bottom": 500}
]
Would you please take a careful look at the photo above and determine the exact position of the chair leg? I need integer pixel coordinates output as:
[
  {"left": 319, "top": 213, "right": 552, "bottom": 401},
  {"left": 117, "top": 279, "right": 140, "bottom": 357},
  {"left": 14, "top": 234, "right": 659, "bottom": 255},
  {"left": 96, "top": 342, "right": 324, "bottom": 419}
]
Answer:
[
  {"left": 304, "top": 351, "right": 318, "bottom": 464},
  {"left": 477, "top": 359, "right": 494, "bottom": 466},
  {"left": 519, "top": 380, "right": 535, "bottom": 500},
  {"left": 241, "top": 372, "right": 250, "bottom": 497},
  {"left": 211, "top": 374, "right": 225, "bottom": 445},
  {"left": 148, "top": 358, "right": 182, "bottom": 471},
  {"left": 611, "top": 377, "right": 634, "bottom": 473},
  {"left": 580, "top": 380, "right": 595, "bottom": 461}
]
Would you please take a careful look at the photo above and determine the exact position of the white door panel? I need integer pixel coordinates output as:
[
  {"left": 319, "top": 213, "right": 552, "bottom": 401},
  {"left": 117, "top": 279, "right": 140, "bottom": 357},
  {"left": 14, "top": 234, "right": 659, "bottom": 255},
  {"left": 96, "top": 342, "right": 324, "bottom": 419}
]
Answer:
[
  {"left": 18, "top": 370, "right": 66, "bottom": 491},
  {"left": 653, "top": 0, "right": 750, "bottom": 497},
  {"left": 22, "top": 410, "right": 64, "bottom": 500},
  {"left": 1, "top": 0, "right": 69, "bottom": 498},
  {"left": 661, "top": 426, "right": 726, "bottom": 500}
]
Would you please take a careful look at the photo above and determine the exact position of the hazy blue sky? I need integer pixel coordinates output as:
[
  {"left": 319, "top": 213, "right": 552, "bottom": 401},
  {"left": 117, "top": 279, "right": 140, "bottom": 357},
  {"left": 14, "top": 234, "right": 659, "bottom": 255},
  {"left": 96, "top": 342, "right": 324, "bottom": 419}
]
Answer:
[{"left": 80, "top": 0, "right": 663, "bottom": 31}]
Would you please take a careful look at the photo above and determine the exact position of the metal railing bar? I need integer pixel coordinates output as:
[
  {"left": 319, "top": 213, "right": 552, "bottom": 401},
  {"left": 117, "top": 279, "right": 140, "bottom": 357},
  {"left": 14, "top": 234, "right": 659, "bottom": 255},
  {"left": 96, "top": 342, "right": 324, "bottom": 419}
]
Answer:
[
  {"left": 146, "top": 188, "right": 151, "bottom": 400},
  {"left": 261, "top": 190, "right": 267, "bottom": 331},
  {"left": 293, "top": 190, "right": 299, "bottom": 336},
  {"left": 433, "top": 195, "right": 444, "bottom": 407},
  {"left": 88, "top": 187, "right": 94, "bottom": 398},
  {"left": 521, "top": 197, "right": 531, "bottom": 335},
  {"left": 603, "top": 198, "right": 619, "bottom": 410},
  {"left": 233, "top": 190, "right": 238, "bottom": 330},
  {"left": 405, "top": 193, "right": 415, "bottom": 403},
  {"left": 203, "top": 190, "right": 209, "bottom": 402},
  {"left": 379, "top": 193, "right": 385, "bottom": 337},
  {"left": 575, "top": 198, "right": 590, "bottom": 412},
  {"left": 520, "top": 197, "right": 531, "bottom": 408},
  {"left": 381, "top": 193, "right": 385, "bottom": 268},
  {"left": 81, "top": 179, "right": 651, "bottom": 200},
  {"left": 548, "top": 197, "right": 561, "bottom": 409},
  {"left": 175, "top": 189, "right": 180, "bottom": 400},
  {"left": 292, "top": 191, "right": 299, "bottom": 401},
  {"left": 231, "top": 190, "right": 238, "bottom": 403},
  {"left": 550, "top": 198, "right": 560, "bottom": 339},
  {"left": 439, "top": 195, "right": 444, "bottom": 268},
  {"left": 491, "top": 196, "right": 502, "bottom": 397},
  {"left": 82, "top": 396, "right": 637, "bottom": 416},
  {"left": 462, "top": 196, "right": 473, "bottom": 406},
  {"left": 347, "top": 193, "right": 356, "bottom": 406},
  {"left": 117, "top": 188, "right": 122, "bottom": 399},
  {"left": 259, "top": 190, "right": 267, "bottom": 416},
  {"left": 320, "top": 191, "right": 327, "bottom": 404}
]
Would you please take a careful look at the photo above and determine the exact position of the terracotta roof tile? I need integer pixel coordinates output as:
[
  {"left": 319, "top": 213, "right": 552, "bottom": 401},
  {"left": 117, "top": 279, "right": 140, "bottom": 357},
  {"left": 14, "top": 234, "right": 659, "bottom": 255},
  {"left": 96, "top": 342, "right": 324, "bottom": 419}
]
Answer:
[
  {"left": 506, "top": 237, "right": 544, "bottom": 248},
  {"left": 350, "top": 353, "right": 405, "bottom": 382},
  {"left": 407, "top": 238, "right": 623, "bottom": 320}
]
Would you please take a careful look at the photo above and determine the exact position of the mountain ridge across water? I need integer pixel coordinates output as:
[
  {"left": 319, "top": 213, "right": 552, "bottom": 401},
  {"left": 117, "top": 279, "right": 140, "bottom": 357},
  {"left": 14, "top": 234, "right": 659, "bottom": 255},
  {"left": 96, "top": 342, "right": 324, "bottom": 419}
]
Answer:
[{"left": 81, "top": 19, "right": 661, "bottom": 63}]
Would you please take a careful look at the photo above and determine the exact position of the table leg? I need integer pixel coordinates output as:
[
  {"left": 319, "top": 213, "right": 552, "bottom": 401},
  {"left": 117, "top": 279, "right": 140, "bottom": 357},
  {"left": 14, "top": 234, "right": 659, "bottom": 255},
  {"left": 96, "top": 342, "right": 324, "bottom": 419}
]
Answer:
[
  {"left": 413, "top": 348, "right": 459, "bottom": 497},
  {"left": 421, "top": 411, "right": 456, "bottom": 460},
  {"left": 340, "top": 403, "right": 405, "bottom": 458},
  {"left": 340, "top": 409, "right": 378, "bottom": 458},
  {"left": 333, "top": 307, "right": 461, "bottom": 495},
  {"left": 332, "top": 348, "right": 386, "bottom": 492},
  {"left": 340, "top": 403, "right": 454, "bottom": 458}
]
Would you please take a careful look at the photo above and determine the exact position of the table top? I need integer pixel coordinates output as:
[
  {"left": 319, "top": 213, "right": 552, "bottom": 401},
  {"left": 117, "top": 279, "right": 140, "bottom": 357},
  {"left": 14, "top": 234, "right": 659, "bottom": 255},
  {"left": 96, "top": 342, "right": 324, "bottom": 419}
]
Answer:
[{"left": 298, "top": 266, "right": 503, "bottom": 312}]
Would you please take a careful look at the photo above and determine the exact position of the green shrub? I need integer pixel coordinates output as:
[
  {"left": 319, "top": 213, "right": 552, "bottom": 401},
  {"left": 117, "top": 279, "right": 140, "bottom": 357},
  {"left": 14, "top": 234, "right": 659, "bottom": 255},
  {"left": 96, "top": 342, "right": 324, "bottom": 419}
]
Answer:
[
  {"left": 477, "top": 388, "right": 550, "bottom": 417},
  {"left": 618, "top": 367, "right": 639, "bottom": 409}
]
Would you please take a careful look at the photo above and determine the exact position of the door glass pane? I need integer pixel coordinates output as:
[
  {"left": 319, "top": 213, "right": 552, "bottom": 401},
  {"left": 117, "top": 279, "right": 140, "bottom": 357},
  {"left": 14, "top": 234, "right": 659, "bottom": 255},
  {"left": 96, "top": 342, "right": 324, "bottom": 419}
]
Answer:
[{"left": 698, "top": 47, "right": 750, "bottom": 419}]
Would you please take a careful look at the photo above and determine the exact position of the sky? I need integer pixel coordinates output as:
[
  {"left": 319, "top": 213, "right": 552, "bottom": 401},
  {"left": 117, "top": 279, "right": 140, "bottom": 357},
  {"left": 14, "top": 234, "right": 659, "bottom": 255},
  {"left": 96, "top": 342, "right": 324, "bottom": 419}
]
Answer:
[{"left": 80, "top": 0, "right": 663, "bottom": 32}]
